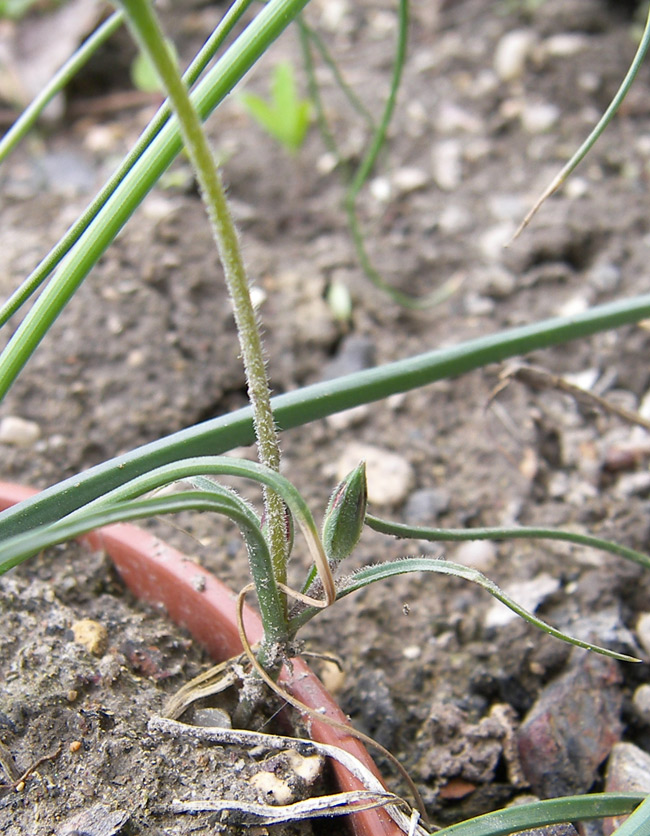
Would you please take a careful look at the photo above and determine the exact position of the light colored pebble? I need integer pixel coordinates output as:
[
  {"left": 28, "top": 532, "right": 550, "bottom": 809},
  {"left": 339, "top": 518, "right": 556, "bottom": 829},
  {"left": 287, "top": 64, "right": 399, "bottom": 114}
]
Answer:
[
  {"left": 438, "top": 101, "right": 483, "bottom": 134},
  {"left": 473, "top": 266, "right": 516, "bottom": 299},
  {"left": 478, "top": 223, "right": 515, "bottom": 261},
  {"left": 635, "top": 612, "right": 650, "bottom": 657},
  {"left": 370, "top": 176, "right": 391, "bottom": 202},
  {"left": 336, "top": 442, "right": 414, "bottom": 506},
  {"left": 0, "top": 415, "right": 41, "bottom": 446},
  {"left": 402, "top": 645, "right": 422, "bottom": 660},
  {"left": 285, "top": 750, "right": 324, "bottom": 785},
  {"left": 494, "top": 29, "right": 536, "bottom": 82},
  {"left": 520, "top": 101, "right": 560, "bottom": 133},
  {"left": 251, "top": 771, "right": 294, "bottom": 805},
  {"left": 454, "top": 540, "right": 497, "bottom": 572},
  {"left": 391, "top": 166, "right": 429, "bottom": 194},
  {"left": 485, "top": 573, "right": 560, "bottom": 628},
  {"left": 463, "top": 292, "right": 495, "bottom": 317},
  {"left": 555, "top": 294, "right": 590, "bottom": 318},
  {"left": 539, "top": 33, "right": 587, "bottom": 59},
  {"left": 614, "top": 471, "right": 650, "bottom": 499},
  {"left": 632, "top": 685, "right": 650, "bottom": 724},
  {"left": 565, "top": 176, "right": 589, "bottom": 200},
  {"left": 438, "top": 204, "right": 472, "bottom": 233},
  {"left": 193, "top": 708, "right": 232, "bottom": 728},
  {"left": 588, "top": 261, "right": 621, "bottom": 293},
  {"left": 638, "top": 389, "right": 650, "bottom": 421},
  {"left": 605, "top": 743, "right": 650, "bottom": 835},
  {"left": 319, "top": 659, "right": 346, "bottom": 695},
  {"left": 431, "top": 139, "right": 462, "bottom": 191},
  {"left": 326, "top": 405, "right": 369, "bottom": 431},
  {"left": 72, "top": 618, "right": 108, "bottom": 656}
]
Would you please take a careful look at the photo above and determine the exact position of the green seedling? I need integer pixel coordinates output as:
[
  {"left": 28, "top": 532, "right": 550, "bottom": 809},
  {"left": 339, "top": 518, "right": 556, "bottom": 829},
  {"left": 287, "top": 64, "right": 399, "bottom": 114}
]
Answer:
[{"left": 240, "top": 60, "right": 311, "bottom": 154}]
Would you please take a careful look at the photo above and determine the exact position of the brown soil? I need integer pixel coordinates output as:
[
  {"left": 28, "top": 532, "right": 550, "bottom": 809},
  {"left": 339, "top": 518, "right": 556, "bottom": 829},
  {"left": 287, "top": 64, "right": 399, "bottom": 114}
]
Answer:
[{"left": 2, "top": 0, "right": 650, "bottom": 833}]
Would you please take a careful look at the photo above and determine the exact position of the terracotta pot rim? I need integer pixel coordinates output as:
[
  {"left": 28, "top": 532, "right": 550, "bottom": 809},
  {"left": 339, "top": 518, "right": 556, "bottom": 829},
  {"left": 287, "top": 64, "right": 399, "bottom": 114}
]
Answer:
[{"left": 0, "top": 480, "right": 403, "bottom": 836}]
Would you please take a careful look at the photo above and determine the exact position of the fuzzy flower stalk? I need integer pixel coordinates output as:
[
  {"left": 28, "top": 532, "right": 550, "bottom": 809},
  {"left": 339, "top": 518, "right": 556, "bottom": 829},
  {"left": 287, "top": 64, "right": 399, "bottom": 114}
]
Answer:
[{"left": 116, "top": 0, "right": 290, "bottom": 637}]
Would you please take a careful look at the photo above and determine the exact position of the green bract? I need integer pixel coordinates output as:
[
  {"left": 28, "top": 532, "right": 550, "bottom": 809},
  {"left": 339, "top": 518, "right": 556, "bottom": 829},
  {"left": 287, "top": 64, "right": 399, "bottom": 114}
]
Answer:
[{"left": 322, "top": 461, "right": 368, "bottom": 564}]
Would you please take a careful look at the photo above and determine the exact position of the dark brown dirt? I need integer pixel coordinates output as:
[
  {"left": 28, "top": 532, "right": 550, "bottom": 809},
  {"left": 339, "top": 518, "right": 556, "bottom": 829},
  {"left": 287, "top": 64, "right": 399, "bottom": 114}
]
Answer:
[{"left": 3, "top": 0, "right": 650, "bottom": 833}]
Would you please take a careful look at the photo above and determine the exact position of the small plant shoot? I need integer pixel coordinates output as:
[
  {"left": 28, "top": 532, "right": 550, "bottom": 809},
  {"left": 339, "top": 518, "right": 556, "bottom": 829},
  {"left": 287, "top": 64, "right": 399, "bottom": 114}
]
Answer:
[{"left": 240, "top": 60, "right": 312, "bottom": 154}]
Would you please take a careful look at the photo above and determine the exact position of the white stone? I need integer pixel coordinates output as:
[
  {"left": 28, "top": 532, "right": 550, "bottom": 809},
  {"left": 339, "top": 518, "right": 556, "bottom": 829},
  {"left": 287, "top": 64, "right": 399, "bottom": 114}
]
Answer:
[
  {"left": 431, "top": 140, "right": 462, "bottom": 191},
  {"left": 454, "top": 540, "right": 497, "bottom": 572},
  {"left": 336, "top": 442, "right": 414, "bottom": 506},
  {"left": 370, "top": 176, "right": 391, "bottom": 203},
  {"left": 540, "top": 33, "right": 587, "bottom": 59},
  {"left": 494, "top": 29, "right": 536, "bottom": 82},
  {"left": 555, "top": 294, "right": 590, "bottom": 318},
  {"left": 284, "top": 749, "right": 323, "bottom": 785},
  {"left": 250, "top": 770, "right": 294, "bottom": 805},
  {"left": 632, "top": 684, "right": 650, "bottom": 724},
  {"left": 521, "top": 101, "right": 560, "bottom": 133},
  {"left": 478, "top": 223, "right": 515, "bottom": 261},
  {"left": 0, "top": 415, "right": 41, "bottom": 446},
  {"left": 636, "top": 612, "right": 650, "bottom": 657},
  {"left": 391, "top": 167, "right": 429, "bottom": 194},
  {"left": 485, "top": 573, "right": 560, "bottom": 628},
  {"left": 326, "top": 405, "right": 369, "bottom": 431}
]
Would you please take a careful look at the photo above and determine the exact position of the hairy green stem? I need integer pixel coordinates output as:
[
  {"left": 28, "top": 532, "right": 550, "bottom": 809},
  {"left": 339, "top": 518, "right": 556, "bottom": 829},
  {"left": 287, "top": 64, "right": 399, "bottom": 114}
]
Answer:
[{"left": 117, "top": 0, "right": 288, "bottom": 628}]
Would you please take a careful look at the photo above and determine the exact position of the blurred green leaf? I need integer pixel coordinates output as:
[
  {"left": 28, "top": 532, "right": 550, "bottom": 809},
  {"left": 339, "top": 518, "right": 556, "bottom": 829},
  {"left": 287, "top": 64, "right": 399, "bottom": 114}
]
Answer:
[
  {"left": 131, "top": 38, "right": 178, "bottom": 93},
  {"left": 241, "top": 61, "right": 311, "bottom": 153}
]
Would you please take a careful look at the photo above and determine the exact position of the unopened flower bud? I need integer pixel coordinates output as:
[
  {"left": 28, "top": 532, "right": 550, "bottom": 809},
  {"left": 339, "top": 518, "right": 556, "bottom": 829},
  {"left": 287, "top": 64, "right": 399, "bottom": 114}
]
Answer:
[{"left": 322, "top": 461, "right": 367, "bottom": 563}]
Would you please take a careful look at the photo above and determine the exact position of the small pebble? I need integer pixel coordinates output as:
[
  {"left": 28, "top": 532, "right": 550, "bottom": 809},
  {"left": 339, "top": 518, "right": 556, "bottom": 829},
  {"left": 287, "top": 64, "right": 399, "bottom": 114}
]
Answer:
[
  {"left": 0, "top": 415, "right": 41, "bottom": 447},
  {"left": 370, "top": 176, "right": 391, "bottom": 202},
  {"left": 72, "top": 619, "right": 108, "bottom": 656},
  {"left": 604, "top": 743, "right": 650, "bottom": 834},
  {"left": 485, "top": 573, "right": 560, "bottom": 628},
  {"left": 251, "top": 770, "right": 294, "bottom": 805},
  {"left": 191, "top": 574, "right": 206, "bottom": 592},
  {"left": 614, "top": 471, "right": 650, "bottom": 499},
  {"left": 632, "top": 684, "right": 650, "bottom": 724},
  {"left": 494, "top": 29, "right": 536, "bottom": 81},
  {"left": 69, "top": 741, "right": 82, "bottom": 754},
  {"left": 635, "top": 612, "right": 650, "bottom": 657},
  {"left": 319, "top": 659, "right": 346, "bottom": 695},
  {"left": 284, "top": 749, "right": 323, "bottom": 785},
  {"left": 391, "top": 166, "right": 429, "bottom": 194},
  {"left": 431, "top": 140, "right": 462, "bottom": 191},
  {"left": 539, "top": 33, "right": 587, "bottom": 59},
  {"left": 520, "top": 101, "right": 560, "bottom": 133},
  {"left": 454, "top": 540, "right": 496, "bottom": 572},
  {"left": 325, "top": 405, "right": 369, "bottom": 431},
  {"left": 335, "top": 442, "right": 414, "bottom": 506},
  {"left": 193, "top": 708, "right": 232, "bottom": 728}
]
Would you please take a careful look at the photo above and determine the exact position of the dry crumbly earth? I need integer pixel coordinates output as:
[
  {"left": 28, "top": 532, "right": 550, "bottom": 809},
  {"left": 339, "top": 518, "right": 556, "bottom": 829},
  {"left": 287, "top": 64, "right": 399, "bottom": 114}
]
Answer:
[{"left": 2, "top": 0, "right": 650, "bottom": 833}]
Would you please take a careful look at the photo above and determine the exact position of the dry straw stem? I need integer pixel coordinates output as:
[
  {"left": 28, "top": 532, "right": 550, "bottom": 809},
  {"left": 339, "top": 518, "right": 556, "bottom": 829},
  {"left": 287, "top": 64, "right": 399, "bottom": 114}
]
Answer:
[{"left": 149, "top": 715, "right": 429, "bottom": 835}]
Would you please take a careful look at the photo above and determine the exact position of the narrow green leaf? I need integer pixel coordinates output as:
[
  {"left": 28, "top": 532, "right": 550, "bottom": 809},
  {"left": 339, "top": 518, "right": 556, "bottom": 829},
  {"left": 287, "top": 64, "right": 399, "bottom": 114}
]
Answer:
[
  {"left": 2, "top": 294, "right": 650, "bottom": 538},
  {"left": 291, "top": 556, "right": 640, "bottom": 662},
  {"left": 365, "top": 516, "right": 650, "bottom": 573},
  {"left": 434, "top": 794, "right": 646, "bottom": 836}
]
